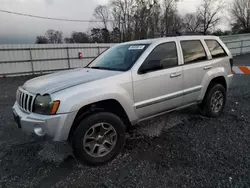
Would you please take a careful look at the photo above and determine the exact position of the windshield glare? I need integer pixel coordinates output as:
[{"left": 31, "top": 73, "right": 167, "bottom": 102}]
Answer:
[{"left": 88, "top": 43, "right": 150, "bottom": 71}]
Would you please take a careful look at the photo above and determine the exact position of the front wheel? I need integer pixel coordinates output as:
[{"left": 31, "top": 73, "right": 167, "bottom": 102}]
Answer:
[
  {"left": 199, "top": 83, "right": 226, "bottom": 117},
  {"left": 72, "top": 112, "right": 126, "bottom": 165}
]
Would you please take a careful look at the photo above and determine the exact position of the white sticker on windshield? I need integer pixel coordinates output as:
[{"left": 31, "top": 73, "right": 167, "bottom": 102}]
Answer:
[{"left": 128, "top": 45, "right": 145, "bottom": 50}]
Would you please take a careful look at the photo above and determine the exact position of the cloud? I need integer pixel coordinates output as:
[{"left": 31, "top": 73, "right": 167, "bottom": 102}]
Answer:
[
  {"left": 0, "top": 0, "right": 229, "bottom": 44},
  {"left": 44, "top": 0, "right": 54, "bottom": 5},
  {"left": 94, "top": 0, "right": 108, "bottom": 5}
]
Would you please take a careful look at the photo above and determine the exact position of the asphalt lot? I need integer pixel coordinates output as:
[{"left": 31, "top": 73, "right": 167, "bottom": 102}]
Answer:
[
  {"left": 234, "top": 54, "right": 250, "bottom": 66},
  {"left": 1, "top": 64, "right": 250, "bottom": 187}
]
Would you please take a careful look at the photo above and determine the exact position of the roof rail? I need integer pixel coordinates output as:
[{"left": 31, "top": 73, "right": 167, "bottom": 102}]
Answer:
[
  {"left": 164, "top": 32, "right": 204, "bottom": 37},
  {"left": 181, "top": 32, "right": 204, "bottom": 36}
]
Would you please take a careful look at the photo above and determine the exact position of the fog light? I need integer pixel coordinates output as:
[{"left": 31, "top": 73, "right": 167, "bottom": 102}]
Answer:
[{"left": 34, "top": 125, "right": 45, "bottom": 136}]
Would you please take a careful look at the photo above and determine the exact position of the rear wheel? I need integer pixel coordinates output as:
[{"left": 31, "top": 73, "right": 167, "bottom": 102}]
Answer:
[
  {"left": 72, "top": 112, "right": 126, "bottom": 165},
  {"left": 198, "top": 83, "right": 226, "bottom": 117}
]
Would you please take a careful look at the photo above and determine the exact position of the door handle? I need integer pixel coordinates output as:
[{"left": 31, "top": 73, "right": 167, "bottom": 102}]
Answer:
[
  {"left": 170, "top": 72, "right": 181, "bottom": 78},
  {"left": 204, "top": 65, "right": 212, "bottom": 70}
]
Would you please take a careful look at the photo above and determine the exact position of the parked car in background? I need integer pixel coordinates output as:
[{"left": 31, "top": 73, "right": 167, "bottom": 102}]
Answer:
[{"left": 13, "top": 36, "right": 233, "bottom": 165}]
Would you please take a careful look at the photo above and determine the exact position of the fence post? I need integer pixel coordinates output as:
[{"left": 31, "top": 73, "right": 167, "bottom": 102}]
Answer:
[
  {"left": 29, "top": 48, "right": 34, "bottom": 75},
  {"left": 97, "top": 46, "right": 100, "bottom": 55},
  {"left": 240, "top": 40, "right": 244, "bottom": 55},
  {"left": 66, "top": 46, "right": 70, "bottom": 69}
]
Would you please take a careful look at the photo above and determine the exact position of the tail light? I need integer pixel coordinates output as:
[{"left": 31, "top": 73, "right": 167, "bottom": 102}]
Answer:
[{"left": 229, "top": 58, "right": 233, "bottom": 72}]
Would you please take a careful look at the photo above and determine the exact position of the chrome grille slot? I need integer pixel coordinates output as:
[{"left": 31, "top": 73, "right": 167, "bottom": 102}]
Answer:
[
  {"left": 25, "top": 94, "right": 29, "bottom": 110},
  {"left": 28, "top": 96, "right": 33, "bottom": 112},
  {"left": 26, "top": 95, "right": 30, "bottom": 111},
  {"left": 22, "top": 93, "right": 26, "bottom": 109},
  {"left": 16, "top": 88, "right": 36, "bottom": 113},
  {"left": 21, "top": 92, "right": 24, "bottom": 108},
  {"left": 18, "top": 91, "right": 21, "bottom": 105}
]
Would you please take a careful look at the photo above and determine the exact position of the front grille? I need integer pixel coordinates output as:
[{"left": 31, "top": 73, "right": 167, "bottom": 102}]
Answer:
[{"left": 16, "top": 88, "right": 36, "bottom": 113}]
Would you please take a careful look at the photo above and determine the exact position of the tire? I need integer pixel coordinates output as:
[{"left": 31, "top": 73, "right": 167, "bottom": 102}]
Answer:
[
  {"left": 72, "top": 112, "right": 126, "bottom": 165},
  {"left": 198, "top": 83, "right": 226, "bottom": 117}
]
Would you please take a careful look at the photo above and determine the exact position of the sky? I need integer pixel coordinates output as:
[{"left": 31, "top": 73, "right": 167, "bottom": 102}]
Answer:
[{"left": 0, "top": 0, "right": 230, "bottom": 44}]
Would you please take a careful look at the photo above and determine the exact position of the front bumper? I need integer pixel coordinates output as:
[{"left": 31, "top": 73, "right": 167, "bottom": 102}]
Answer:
[{"left": 12, "top": 102, "right": 77, "bottom": 141}]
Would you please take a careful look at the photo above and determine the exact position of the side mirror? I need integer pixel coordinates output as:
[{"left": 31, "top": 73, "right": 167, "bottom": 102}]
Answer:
[{"left": 138, "top": 60, "right": 162, "bottom": 74}]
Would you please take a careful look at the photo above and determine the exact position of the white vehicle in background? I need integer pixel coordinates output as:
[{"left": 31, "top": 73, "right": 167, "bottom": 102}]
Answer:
[{"left": 13, "top": 35, "right": 233, "bottom": 165}]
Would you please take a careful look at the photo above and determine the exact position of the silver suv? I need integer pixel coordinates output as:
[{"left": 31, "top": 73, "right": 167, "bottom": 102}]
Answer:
[{"left": 13, "top": 36, "right": 234, "bottom": 165}]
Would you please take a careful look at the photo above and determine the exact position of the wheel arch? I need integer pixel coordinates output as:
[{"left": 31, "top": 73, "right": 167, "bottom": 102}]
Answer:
[
  {"left": 68, "top": 99, "right": 131, "bottom": 141},
  {"left": 199, "top": 75, "right": 227, "bottom": 102},
  {"left": 207, "top": 76, "right": 227, "bottom": 93}
]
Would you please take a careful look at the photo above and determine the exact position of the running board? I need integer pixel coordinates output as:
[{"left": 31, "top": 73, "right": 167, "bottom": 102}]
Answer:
[{"left": 138, "top": 102, "right": 197, "bottom": 123}]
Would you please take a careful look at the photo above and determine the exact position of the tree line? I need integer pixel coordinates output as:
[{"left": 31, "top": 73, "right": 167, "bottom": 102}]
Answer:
[{"left": 36, "top": 0, "right": 250, "bottom": 44}]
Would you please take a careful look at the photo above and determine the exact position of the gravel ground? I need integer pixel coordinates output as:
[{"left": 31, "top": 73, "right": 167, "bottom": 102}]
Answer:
[{"left": 0, "top": 74, "right": 250, "bottom": 188}]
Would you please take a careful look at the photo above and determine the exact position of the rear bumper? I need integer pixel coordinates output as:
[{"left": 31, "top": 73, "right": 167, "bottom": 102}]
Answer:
[
  {"left": 12, "top": 102, "right": 77, "bottom": 141},
  {"left": 227, "top": 74, "right": 234, "bottom": 88}
]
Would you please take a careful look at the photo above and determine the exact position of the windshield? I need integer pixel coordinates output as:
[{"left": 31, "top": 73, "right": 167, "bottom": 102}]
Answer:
[{"left": 88, "top": 43, "right": 150, "bottom": 71}]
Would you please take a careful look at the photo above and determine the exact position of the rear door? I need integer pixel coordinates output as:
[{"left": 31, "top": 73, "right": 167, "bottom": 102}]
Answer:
[{"left": 179, "top": 39, "right": 211, "bottom": 105}]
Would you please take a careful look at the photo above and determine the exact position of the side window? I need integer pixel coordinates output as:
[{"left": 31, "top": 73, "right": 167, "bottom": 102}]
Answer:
[
  {"left": 181, "top": 40, "right": 207, "bottom": 64},
  {"left": 140, "top": 42, "right": 178, "bottom": 72},
  {"left": 205, "top": 40, "right": 228, "bottom": 58}
]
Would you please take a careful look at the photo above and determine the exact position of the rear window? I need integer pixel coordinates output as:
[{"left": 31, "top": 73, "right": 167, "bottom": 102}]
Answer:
[
  {"left": 205, "top": 40, "right": 228, "bottom": 58},
  {"left": 181, "top": 40, "right": 207, "bottom": 64}
]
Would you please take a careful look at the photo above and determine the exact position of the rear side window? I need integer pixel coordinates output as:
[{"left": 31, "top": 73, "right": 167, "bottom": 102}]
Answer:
[
  {"left": 141, "top": 42, "right": 178, "bottom": 71},
  {"left": 205, "top": 40, "right": 227, "bottom": 58},
  {"left": 181, "top": 40, "right": 207, "bottom": 64}
]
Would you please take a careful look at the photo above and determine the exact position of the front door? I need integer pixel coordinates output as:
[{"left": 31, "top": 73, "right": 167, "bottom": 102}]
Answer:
[{"left": 132, "top": 41, "right": 184, "bottom": 119}]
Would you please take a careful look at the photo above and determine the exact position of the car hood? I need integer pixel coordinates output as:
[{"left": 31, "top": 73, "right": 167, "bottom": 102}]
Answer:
[{"left": 22, "top": 68, "right": 122, "bottom": 95}]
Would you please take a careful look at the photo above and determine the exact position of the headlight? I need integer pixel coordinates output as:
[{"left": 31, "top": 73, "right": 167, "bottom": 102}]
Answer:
[{"left": 33, "top": 94, "right": 60, "bottom": 115}]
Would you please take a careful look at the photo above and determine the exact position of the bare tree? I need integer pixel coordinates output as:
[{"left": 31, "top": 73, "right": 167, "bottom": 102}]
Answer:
[
  {"left": 197, "top": 0, "right": 224, "bottom": 35},
  {"left": 148, "top": 0, "right": 162, "bottom": 37},
  {"left": 133, "top": 0, "right": 151, "bottom": 40},
  {"left": 94, "top": 5, "right": 110, "bottom": 29},
  {"left": 230, "top": 0, "right": 250, "bottom": 33},
  {"left": 162, "top": 0, "right": 181, "bottom": 35},
  {"left": 183, "top": 13, "right": 202, "bottom": 33},
  {"left": 45, "top": 29, "right": 63, "bottom": 44},
  {"left": 111, "top": 7, "right": 122, "bottom": 42},
  {"left": 91, "top": 0, "right": 227, "bottom": 41},
  {"left": 108, "top": 0, "right": 182, "bottom": 40},
  {"left": 111, "top": 0, "right": 137, "bottom": 41}
]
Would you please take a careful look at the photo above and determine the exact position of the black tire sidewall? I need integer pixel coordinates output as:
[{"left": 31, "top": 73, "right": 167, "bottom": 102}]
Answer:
[
  {"left": 204, "top": 84, "right": 226, "bottom": 117},
  {"left": 72, "top": 112, "right": 126, "bottom": 165}
]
